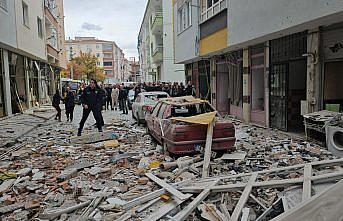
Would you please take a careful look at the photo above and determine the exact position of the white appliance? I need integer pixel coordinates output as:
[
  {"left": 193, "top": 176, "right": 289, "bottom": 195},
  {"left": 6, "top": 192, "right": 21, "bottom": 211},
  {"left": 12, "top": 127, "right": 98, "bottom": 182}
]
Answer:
[{"left": 326, "top": 125, "right": 343, "bottom": 157}]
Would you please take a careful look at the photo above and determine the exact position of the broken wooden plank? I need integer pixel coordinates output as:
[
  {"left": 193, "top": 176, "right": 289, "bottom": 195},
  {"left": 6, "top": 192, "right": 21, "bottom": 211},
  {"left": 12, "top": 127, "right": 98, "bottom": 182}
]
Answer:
[
  {"left": 122, "top": 179, "right": 190, "bottom": 210},
  {"left": 145, "top": 173, "right": 191, "bottom": 201},
  {"left": 219, "top": 203, "right": 231, "bottom": 220},
  {"left": 202, "top": 120, "right": 215, "bottom": 178},
  {"left": 241, "top": 208, "right": 250, "bottom": 221},
  {"left": 231, "top": 173, "right": 258, "bottom": 221},
  {"left": 302, "top": 164, "right": 312, "bottom": 202},
  {"left": 137, "top": 197, "right": 160, "bottom": 213},
  {"left": 172, "top": 180, "right": 219, "bottom": 220},
  {"left": 238, "top": 190, "right": 267, "bottom": 210},
  {"left": 70, "top": 130, "right": 119, "bottom": 144},
  {"left": 142, "top": 196, "right": 190, "bottom": 221},
  {"left": 40, "top": 200, "right": 91, "bottom": 220},
  {"left": 271, "top": 179, "right": 343, "bottom": 221}
]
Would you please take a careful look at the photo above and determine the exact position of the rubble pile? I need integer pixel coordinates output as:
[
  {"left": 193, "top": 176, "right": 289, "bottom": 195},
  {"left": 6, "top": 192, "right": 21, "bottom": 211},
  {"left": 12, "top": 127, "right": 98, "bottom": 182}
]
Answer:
[{"left": 0, "top": 113, "right": 341, "bottom": 221}]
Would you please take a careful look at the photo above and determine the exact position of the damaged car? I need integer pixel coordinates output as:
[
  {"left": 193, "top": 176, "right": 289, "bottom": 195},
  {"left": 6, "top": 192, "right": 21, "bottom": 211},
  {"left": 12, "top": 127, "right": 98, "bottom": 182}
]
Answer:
[{"left": 146, "top": 96, "right": 236, "bottom": 155}]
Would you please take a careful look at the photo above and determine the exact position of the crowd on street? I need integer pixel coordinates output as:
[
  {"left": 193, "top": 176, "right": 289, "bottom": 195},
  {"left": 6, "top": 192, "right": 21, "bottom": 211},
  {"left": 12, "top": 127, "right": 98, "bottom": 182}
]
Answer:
[{"left": 52, "top": 80, "right": 196, "bottom": 136}]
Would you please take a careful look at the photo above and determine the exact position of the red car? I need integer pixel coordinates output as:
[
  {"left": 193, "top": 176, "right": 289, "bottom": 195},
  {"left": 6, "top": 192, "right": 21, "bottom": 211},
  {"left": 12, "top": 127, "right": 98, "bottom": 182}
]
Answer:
[{"left": 146, "top": 96, "right": 236, "bottom": 155}]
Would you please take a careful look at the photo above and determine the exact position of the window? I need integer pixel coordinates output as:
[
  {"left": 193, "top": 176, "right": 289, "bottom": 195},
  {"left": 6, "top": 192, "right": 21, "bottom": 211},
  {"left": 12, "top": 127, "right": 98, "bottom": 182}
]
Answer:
[
  {"left": 105, "top": 70, "right": 113, "bottom": 75},
  {"left": 177, "top": 1, "right": 192, "bottom": 33},
  {"left": 158, "top": 104, "right": 167, "bottom": 118},
  {"left": 103, "top": 61, "right": 113, "bottom": 67},
  {"left": 152, "top": 103, "right": 162, "bottom": 117},
  {"left": 96, "top": 53, "right": 100, "bottom": 58},
  {"left": 22, "top": 1, "right": 29, "bottom": 27},
  {"left": 96, "top": 44, "right": 100, "bottom": 49},
  {"left": 37, "top": 17, "right": 43, "bottom": 38},
  {"left": 96, "top": 62, "right": 101, "bottom": 66},
  {"left": 0, "top": 0, "right": 7, "bottom": 11},
  {"left": 102, "top": 44, "right": 113, "bottom": 51},
  {"left": 103, "top": 53, "right": 112, "bottom": 58}
]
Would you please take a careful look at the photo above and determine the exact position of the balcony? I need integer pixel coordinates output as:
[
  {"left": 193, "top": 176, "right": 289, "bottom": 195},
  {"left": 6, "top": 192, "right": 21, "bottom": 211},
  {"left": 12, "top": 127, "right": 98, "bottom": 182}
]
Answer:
[
  {"left": 151, "top": 12, "right": 163, "bottom": 35},
  {"left": 152, "top": 46, "right": 163, "bottom": 63},
  {"left": 201, "top": 0, "right": 227, "bottom": 23}
]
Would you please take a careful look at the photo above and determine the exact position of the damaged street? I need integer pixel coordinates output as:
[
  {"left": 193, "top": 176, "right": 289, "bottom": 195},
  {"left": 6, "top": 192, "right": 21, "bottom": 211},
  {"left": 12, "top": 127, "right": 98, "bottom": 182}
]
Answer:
[{"left": 0, "top": 105, "right": 341, "bottom": 221}]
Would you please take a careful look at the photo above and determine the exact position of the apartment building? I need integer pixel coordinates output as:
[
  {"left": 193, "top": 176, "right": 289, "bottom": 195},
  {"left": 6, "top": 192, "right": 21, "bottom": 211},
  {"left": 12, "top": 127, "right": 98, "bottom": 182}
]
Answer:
[
  {"left": 138, "top": 0, "right": 185, "bottom": 83},
  {"left": 174, "top": 0, "right": 343, "bottom": 132},
  {"left": 65, "top": 37, "right": 127, "bottom": 83},
  {"left": 0, "top": 0, "right": 67, "bottom": 118}
]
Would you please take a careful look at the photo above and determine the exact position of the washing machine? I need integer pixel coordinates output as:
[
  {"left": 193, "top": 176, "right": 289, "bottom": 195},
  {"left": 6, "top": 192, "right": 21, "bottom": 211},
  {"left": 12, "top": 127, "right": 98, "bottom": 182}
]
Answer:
[{"left": 326, "top": 125, "right": 343, "bottom": 157}]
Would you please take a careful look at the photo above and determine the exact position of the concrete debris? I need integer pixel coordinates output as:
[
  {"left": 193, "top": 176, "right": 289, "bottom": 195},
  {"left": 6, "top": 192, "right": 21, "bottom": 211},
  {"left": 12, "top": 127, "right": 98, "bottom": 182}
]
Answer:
[{"left": 0, "top": 107, "right": 341, "bottom": 220}]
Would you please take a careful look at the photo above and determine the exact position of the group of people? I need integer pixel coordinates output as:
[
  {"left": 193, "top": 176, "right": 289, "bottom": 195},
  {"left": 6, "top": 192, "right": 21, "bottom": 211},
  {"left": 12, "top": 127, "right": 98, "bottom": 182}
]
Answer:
[{"left": 52, "top": 80, "right": 196, "bottom": 136}]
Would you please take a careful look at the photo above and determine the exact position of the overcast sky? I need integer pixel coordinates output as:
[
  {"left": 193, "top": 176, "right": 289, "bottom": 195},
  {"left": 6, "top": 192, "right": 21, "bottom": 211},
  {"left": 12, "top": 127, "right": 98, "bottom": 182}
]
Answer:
[{"left": 64, "top": 0, "right": 147, "bottom": 59}]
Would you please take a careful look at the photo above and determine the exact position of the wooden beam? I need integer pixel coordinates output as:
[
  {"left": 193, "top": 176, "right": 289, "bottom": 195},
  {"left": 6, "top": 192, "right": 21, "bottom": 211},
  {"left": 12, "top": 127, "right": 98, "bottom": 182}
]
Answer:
[
  {"left": 302, "top": 164, "right": 312, "bottom": 202},
  {"left": 122, "top": 179, "right": 190, "bottom": 210},
  {"left": 230, "top": 173, "right": 258, "bottom": 221},
  {"left": 142, "top": 196, "right": 190, "bottom": 221},
  {"left": 219, "top": 203, "right": 231, "bottom": 220},
  {"left": 172, "top": 180, "right": 219, "bottom": 221},
  {"left": 202, "top": 120, "right": 215, "bottom": 178},
  {"left": 145, "top": 173, "right": 191, "bottom": 201}
]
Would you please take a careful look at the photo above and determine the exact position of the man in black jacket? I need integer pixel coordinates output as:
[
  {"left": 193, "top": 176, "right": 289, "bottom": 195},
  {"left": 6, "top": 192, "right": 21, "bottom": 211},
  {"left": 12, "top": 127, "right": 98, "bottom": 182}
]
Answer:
[
  {"left": 118, "top": 85, "right": 128, "bottom": 114},
  {"left": 64, "top": 87, "right": 75, "bottom": 122},
  {"left": 78, "top": 79, "right": 104, "bottom": 136},
  {"left": 52, "top": 90, "right": 62, "bottom": 122}
]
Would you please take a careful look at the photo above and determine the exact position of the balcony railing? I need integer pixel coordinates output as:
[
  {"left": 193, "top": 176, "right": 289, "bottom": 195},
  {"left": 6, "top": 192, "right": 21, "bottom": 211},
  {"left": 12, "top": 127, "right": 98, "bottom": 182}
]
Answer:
[
  {"left": 152, "top": 46, "right": 163, "bottom": 63},
  {"left": 201, "top": 0, "right": 227, "bottom": 23},
  {"left": 151, "top": 11, "right": 163, "bottom": 34}
]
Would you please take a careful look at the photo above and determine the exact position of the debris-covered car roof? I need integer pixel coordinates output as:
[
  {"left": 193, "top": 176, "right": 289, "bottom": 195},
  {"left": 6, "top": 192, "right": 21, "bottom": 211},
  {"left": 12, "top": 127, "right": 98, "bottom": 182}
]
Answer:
[{"left": 159, "top": 96, "right": 208, "bottom": 106}]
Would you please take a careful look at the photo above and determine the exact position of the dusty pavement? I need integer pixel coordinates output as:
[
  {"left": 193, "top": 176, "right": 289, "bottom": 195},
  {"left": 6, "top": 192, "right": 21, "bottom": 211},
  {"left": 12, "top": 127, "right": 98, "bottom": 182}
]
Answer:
[{"left": 0, "top": 105, "right": 340, "bottom": 220}]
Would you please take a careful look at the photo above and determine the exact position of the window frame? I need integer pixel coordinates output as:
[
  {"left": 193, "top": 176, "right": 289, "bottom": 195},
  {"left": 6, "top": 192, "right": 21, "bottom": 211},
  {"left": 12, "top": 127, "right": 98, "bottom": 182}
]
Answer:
[
  {"left": 22, "top": 1, "right": 29, "bottom": 28},
  {"left": 157, "top": 103, "right": 168, "bottom": 119},
  {"left": 37, "top": 17, "right": 43, "bottom": 39},
  {"left": 177, "top": 0, "right": 192, "bottom": 34},
  {"left": 152, "top": 103, "right": 162, "bottom": 117},
  {"left": 103, "top": 61, "right": 113, "bottom": 67}
]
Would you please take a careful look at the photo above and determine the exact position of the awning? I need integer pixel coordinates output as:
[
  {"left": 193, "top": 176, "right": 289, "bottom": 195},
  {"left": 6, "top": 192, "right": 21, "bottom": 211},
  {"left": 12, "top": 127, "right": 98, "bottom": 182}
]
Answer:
[{"left": 171, "top": 111, "right": 217, "bottom": 125}]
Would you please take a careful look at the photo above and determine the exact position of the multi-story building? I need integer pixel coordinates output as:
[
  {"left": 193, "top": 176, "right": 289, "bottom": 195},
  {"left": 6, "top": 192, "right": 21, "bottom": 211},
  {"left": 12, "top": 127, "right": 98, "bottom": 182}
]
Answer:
[
  {"left": 65, "top": 37, "right": 127, "bottom": 83},
  {"left": 138, "top": 0, "right": 185, "bottom": 83},
  {"left": 174, "top": 0, "right": 343, "bottom": 132},
  {"left": 0, "top": 0, "right": 66, "bottom": 118},
  {"left": 128, "top": 58, "right": 140, "bottom": 82}
]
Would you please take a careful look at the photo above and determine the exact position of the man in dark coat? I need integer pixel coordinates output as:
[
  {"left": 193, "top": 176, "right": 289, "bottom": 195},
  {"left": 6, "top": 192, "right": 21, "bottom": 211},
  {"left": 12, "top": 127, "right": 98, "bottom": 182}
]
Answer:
[
  {"left": 78, "top": 79, "right": 104, "bottom": 136},
  {"left": 118, "top": 85, "right": 128, "bottom": 115},
  {"left": 105, "top": 84, "right": 113, "bottom": 110},
  {"left": 64, "top": 87, "right": 75, "bottom": 122},
  {"left": 52, "top": 90, "right": 62, "bottom": 122}
]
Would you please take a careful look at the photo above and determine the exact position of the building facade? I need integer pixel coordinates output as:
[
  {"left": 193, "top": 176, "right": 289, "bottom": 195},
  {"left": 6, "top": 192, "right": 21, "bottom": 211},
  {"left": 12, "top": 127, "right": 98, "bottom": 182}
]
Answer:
[
  {"left": 0, "top": 0, "right": 67, "bottom": 118},
  {"left": 138, "top": 0, "right": 185, "bottom": 83},
  {"left": 174, "top": 0, "right": 343, "bottom": 132},
  {"left": 65, "top": 37, "right": 127, "bottom": 83}
]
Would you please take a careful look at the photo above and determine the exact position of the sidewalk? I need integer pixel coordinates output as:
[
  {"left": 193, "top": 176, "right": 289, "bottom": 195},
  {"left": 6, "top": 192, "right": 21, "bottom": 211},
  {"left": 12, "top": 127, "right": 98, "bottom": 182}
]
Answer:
[{"left": 0, "top": 104, "right": 59, "bottom": 147}]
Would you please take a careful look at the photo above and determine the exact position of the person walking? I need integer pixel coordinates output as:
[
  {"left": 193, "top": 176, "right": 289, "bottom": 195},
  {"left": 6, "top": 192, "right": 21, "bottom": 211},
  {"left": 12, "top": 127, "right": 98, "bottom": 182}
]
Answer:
[
  {"left": 185, "top": 81, "right": 196, "bottom": 96},
  {"left": 111, "top": 85, "right": 119, "bottom": 111},
  {"left": 52, "top": 90, "right": 62, "bottom": 122},
  {"left": 119, "top": 85, "right": 128, "bottom": 115},
  {"left": 64, "top": 87, "right": 75, "bottom": 122},
  {"left": 105, "top": 84, "right": 113, "bottom": 110},
  {"left": 77, "top": 79, "right": 104, "bottom": 136}
]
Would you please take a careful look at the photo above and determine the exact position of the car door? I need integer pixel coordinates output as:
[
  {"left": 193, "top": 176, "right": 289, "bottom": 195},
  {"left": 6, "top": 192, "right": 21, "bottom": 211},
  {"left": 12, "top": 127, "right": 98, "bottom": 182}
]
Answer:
[
  {"left": 148, "top": 102, "right": 162, "bottom": 138},
  {"left": 154, "top": 103, "right": 168, "bottom": 143}
]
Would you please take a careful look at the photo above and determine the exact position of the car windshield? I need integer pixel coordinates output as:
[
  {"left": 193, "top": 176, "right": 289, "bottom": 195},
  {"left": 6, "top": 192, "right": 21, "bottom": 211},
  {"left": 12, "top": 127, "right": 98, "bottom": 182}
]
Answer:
[
  {"left": 144, "top": 94, "right": 168, "bottom": 102},
  {"left": 170, "top": 102, "right": 214, "bottom": 117}
]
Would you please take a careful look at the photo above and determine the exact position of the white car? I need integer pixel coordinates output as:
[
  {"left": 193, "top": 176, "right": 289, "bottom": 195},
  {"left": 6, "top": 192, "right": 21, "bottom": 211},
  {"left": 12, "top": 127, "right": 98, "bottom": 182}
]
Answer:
[{"left": 132, "top": 91, "right": 169, "bottom": 125}]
